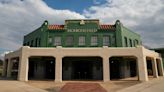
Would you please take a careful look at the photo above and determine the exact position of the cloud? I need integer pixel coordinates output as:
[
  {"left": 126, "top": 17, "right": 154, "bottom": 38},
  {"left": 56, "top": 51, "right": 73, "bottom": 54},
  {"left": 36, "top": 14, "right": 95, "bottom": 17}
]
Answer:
[
  {"left": 84, "top": 0, "right": 164, "bottom": 48},
  {"left": 0, "top": 50, "right": 13, "bottom": 60},
  {"left": 0, "top": 0, "right": 164, "bottom": 58},
  {"left": 93, "top": 0, "right": 101, "bottom": 5},
  {"left": 0, "top": 0, "right": 85, "bottom": 54}
]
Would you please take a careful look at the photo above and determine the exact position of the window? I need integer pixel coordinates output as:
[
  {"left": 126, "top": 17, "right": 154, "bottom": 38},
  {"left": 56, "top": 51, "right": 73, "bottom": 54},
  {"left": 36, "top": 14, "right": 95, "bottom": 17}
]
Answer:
[
  {"left": 66, "top": 35, "right": 73, "bottom": 46},
  {"left": 91, "top": 36, "right": 98, "bottom": 46},
  {"left": 30, "top": 40, "right": 33, "bottom": 47},
  {"left": 129, "top": 39, "right": 132, "bottom": 47},
  {"left": 103, "top": 35, "right": 110, "bottom": 46},
  {"left": 133, "top": 40, "right": 136, "bottom": 46},
  {"left": 111, "top": 35, "right": 115, "bottom": 46},
  {"left": 27, "top": 42, "right": 30, "bottom": 46},
  {"left": 54, "top": 36, "right": 61, "bottom": 46},
  {"left": 124, "top": 37, "right": 128, "bottom": 47},
  {"left": 78, "top": 36, "right": 85, "bottom": 46},
  {"left": 35, "top": 38, "right": 38, "bottom": 47},
  {"left": 38, "top": 38, "right": 41, "bottom": 46},
  {"left": 136, "top": 40, "right": 139, "bottom": 45},
  {"left": 48, "top": 37, "right": 52, "bottom": 44}
]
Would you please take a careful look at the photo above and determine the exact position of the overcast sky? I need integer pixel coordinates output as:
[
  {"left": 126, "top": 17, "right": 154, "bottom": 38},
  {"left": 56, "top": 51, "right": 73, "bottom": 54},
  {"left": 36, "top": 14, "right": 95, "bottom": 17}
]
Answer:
[{"left": 0, "top": 0, "right": 164, "bottom": 58}]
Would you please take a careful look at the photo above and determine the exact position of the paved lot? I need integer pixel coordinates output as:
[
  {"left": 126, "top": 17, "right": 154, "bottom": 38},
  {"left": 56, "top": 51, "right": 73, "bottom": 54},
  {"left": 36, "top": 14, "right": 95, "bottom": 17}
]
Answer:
[
  {"left": 0, "top": 77, "right": 164, "bottom": 92},
  {"left": 0, "top": 80, "right": 47, "bottom": 92},
  {"left": 27, "top": 79, "right": 140, "bottom": 92},
  {"left": 100, "top": 80, "right": 140, "bottom": 92},
  {"left": 27, "top": 80, "right": 65, "bottom": 92},
  {"left": 118, "top": 77, "right": 164, "bottom": 92}
]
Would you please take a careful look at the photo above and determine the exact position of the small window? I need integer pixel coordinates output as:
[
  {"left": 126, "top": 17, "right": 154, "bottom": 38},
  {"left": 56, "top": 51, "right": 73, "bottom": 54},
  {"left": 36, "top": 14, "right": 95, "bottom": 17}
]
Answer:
[
  {"left": 31, "top": 40, "right": 33, "bottom": 47},
  {"left": 35, "top": 38, "right": 38, "bottom": 47},
  {"left": 112, "top": 35, "right": 115, "bottom": 46},
  {"left": 103, "top": 35, "right": 110, "bottom": 46},
  {"left": 38, "top": 38, "right": 41, "bottom": 46},
  {"left": 27, "top": 42, "right": 30, "bottom": 46},
  {"left": 91, "top": 36, "right": 98, "bottom": 46},
  {"left": 133, "top": 40, "right": 135, "bottom": 46},
  {"left": 136, "top": 40, "right": 139, "bottom": 45},
  {"left": 129, "top": 39, "right": 132, "bottom": 47},
  {"left": 78, "top": 36, "right": 85, "bottom": 46},
  {"left": 54, "top": 36, "right": 61, "bottom": 46},
  {"left": 124, "top": 37, "right": 128, "bottom": 47},
  {"left": 48, "top": 37, "right": 52, "bottom": 44},
  {"left": 66, "top": 35, "right": 73, "bottom": 46}
]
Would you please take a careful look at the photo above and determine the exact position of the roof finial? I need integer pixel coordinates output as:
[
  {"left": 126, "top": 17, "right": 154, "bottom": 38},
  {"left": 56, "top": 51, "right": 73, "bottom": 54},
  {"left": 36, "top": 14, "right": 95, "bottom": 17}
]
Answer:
[
  {"left": 80, "top": 20, "right": 85, "bottom": 25},
  {"left": 44, "top": 20, "right": 48, "bottom": 25}
]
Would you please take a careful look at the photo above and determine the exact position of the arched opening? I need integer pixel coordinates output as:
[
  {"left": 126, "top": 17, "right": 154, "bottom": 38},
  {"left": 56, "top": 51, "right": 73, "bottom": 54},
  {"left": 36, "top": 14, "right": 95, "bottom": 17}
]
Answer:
[
  {"left": 156, "top": 59, "right": 163, "bottom": 76},
  {"left": 28, "top": 56, "right": 55, "bottom": 80},
  {"left": 146, "top": 57, "right": 153, "bottom": 78},
  {"left": 109, "top": 56, "right": 138, "bottom": 80},
  {"left": 62, "top": 57, "right": 103, "bottom": 81},
  {"left": 4, "top": 59, "right": 8, "bottom": 77},
  {"left": 11, "top": 57, "right": 19, "bottom": 79}
]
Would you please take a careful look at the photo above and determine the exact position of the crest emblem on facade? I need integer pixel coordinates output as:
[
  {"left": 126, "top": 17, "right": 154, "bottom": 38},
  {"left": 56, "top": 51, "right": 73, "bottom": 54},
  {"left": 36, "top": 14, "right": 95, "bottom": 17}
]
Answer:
[{"left": 80, "top": 20, "right": 85, "bottom": 25}]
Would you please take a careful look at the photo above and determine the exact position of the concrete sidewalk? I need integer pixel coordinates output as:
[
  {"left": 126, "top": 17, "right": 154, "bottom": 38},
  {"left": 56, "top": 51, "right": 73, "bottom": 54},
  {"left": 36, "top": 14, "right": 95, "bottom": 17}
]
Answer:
[
  {"left": 0, "top": 77, "right": 164, "bottom": 92},
  {"left": 117, "top": 77, "right": 164, "bottom": 92},
  {"left": 0, "top": 80, "right": 47, "bottom": 92}
]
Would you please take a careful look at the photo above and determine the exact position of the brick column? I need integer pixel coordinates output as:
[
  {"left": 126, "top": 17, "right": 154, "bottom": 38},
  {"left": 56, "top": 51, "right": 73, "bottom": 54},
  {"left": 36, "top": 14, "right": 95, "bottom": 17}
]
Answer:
[
  {"left": 157, "top": 59, "right": 164, "bottom": 76},
  {"left": 2, "top": 59, "right": 8, "bottom": 77},
  {"left": 17, "top": 47, "right": 29, "bottom": 81},
  {"left": 7, "top": 59, "right": 12, "bottom": 78},
  {"left": 18, "top": 56, "right": 28, "bottom": 81},
  {"left": 152, "top": 58, "right": 158, "bottom": 78},
  {"left": 55, "top": 56, "right": 62, "bottom": 82},
  {"left": 138, "top": 56, "right": 148, "bottom": 81},
  {"left": 103, "top": 56, "right": 109, "bottom": 82}
]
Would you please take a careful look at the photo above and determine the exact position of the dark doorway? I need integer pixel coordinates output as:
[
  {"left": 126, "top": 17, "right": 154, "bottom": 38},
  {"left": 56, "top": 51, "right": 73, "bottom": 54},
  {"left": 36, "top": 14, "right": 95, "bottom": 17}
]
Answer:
[
  {"left": 156, "top": 59, "right": 163, "bottom": 76},
  {"left": 28, "top": 56, "right": 55, "bottom": 80},
  {"left": 109, "top": 57, "right": 137, "bottom": 80},
  {"left": 73, "top": 61, "right": 92, "bottom": 79},
  {"left": 146, "top": 59, "right": 153, "bottom": 76},
  {"left": 62, "top": 57, "right": 103, "bottom": 81},
  {"left": 4, "top": 59, "right": 8, "bottom": 77},
  {"left": 45, "top": 60, "right": 55, "bottom": 79},
  {"left": 109, "top": 58, "right": 120, "bottom": 79},
  {"left": 11, "top": 57, "right": 19, "bottom": 79},
  {"left": 130, "top": 61, "right": 137, "bottom": 77}
]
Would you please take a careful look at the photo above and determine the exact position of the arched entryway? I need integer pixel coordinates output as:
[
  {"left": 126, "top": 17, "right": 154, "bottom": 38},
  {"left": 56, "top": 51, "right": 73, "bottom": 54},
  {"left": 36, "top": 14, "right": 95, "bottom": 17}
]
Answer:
[
  {"left": 3, "top": 59, "right": 8, "bottom": 77},
  {"left": 11, "top": 57, "right": 19, "bottom": 79},
  {"left": 109, "top": 56, "right": 138, "bottom": 80},
  {"left": 146, "top": 57, "right": 153, "bottom": 77},
  {"left": 62, "top": 57, "right": 103, "bottom": 81},
  {"left": 156, "top": 59, "right": 163, "bottom": 76},
  {"left": 28, "top": 56, "right": 55, "bottom": 80}
]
